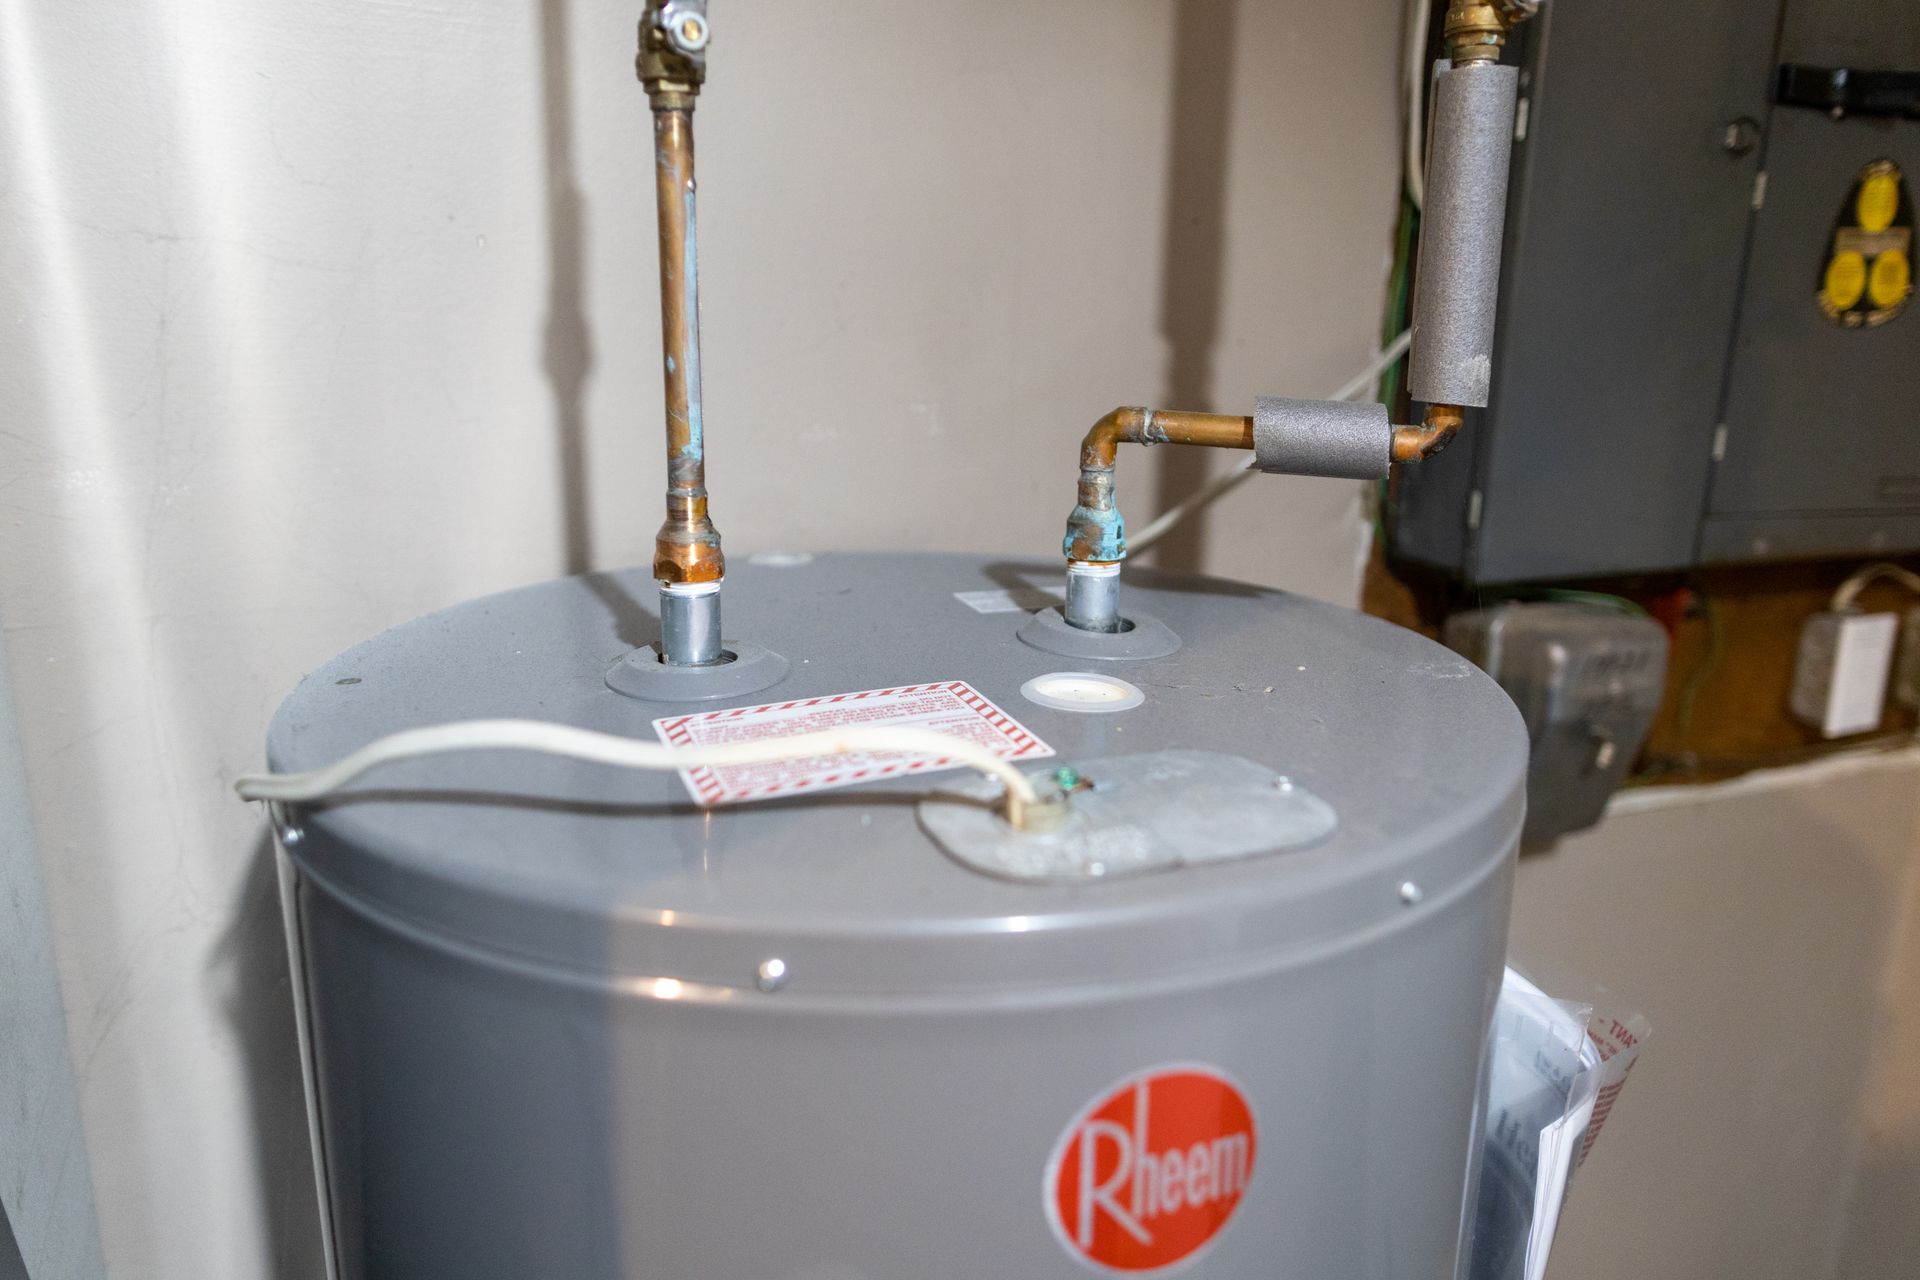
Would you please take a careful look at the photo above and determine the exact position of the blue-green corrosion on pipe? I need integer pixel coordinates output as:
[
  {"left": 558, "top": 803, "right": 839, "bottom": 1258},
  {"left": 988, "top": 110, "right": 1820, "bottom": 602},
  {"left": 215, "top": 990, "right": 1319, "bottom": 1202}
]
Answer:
[
  {"left": 1060, "top": 407, "right": 1253, "bottom": 567},
  {"left": 1063, "top": 474, "right": 1127, "bottom": 564}
]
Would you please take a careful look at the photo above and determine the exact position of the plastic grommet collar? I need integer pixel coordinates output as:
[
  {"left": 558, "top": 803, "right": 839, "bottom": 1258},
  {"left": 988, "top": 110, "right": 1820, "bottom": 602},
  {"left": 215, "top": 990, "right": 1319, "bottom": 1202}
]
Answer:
[
  {"left": 605, "top": 641, "right": 789, "bottom": 702},
  {"left": 1016, "top": 607, "right": 1181, "bottom": 661}
]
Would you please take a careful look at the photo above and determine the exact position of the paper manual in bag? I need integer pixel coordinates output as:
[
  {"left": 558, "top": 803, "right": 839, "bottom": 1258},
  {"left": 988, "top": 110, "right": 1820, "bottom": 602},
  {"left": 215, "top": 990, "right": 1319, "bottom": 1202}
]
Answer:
[{"left": 1464, "top": 964, "right": 1649, "bottom": 1280}]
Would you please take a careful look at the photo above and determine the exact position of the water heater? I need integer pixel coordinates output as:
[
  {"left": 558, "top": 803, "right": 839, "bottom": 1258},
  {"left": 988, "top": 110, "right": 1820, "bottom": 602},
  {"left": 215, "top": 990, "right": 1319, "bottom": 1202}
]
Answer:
[
  {"left": 269, "top": 553, "right": 1524, "bottom": 1278},
  {"left": 249, "top": 2, "right": 1545, "bottom": 1273}
]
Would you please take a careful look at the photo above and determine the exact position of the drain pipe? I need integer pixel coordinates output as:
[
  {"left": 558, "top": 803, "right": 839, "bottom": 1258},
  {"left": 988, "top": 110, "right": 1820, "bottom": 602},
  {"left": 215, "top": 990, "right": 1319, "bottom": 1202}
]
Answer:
[{"left": 640, "top": 0, "right": 725, "bottom": 665}]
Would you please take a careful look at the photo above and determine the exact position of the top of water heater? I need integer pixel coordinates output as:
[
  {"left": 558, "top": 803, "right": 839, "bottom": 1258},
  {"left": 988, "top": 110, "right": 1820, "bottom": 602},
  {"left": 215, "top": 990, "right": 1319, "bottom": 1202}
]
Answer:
[{"left": 270, "top": 552, "right": 1526, "bottom": 1003}]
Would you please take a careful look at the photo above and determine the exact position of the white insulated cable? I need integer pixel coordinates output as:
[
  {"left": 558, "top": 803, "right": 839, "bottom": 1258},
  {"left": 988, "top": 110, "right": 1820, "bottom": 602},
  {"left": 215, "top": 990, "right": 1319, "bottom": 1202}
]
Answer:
[
  {"left": 1325, "top": 327, "right": 1417, "bottom": 405},
  {"left": 1404, "top": 0, "right": 1433, "bottom": 209},
  {"left": 1126, "top": 328, "right": 1414, "bottom": 556},
  {"left": 1831, "top": 562, "right": 1920, "bottom": 612},
  {"left": 235, "top": 719, "right": 1042, "bottom": 822}
]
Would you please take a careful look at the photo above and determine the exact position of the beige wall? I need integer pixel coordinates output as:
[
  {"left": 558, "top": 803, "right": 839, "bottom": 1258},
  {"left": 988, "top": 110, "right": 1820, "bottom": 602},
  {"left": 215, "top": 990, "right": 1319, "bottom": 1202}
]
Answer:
[{"left": 1512, "top": 755, "right": 1920, "bottom": 1280}]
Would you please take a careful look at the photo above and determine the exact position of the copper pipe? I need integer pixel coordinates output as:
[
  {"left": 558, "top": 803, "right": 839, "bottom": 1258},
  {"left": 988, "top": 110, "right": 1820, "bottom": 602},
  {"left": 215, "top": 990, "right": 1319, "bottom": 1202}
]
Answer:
[
  {"left": 1391, "top": 403, "right": 1467, "bottom": 462},
  {"left": 648, "top": 105, "right": 723, "bottom": 585},
  {"left": 1079, "top": 407, "right": 1255, "bottom": 469},
  {"left": 1065, "top": 407, "right": 1254, "bottom": 564}
]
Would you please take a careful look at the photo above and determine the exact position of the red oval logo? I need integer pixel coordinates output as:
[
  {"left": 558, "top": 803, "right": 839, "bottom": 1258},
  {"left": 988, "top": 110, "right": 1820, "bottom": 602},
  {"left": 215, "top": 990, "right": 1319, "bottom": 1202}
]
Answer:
[{"left": 1045, "top": 1064, "right": 1258, "bottom": 1273}]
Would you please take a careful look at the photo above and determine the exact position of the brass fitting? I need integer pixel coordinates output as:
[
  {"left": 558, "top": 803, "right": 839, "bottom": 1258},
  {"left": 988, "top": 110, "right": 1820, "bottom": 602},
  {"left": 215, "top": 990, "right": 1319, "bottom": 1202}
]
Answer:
[
  {"left": 637, "top": 0, "right": 708, "bottom": 105},
  {"left": 1391, "top": 403, "right": 1467, "bottom": 462},
  {"left": 1442, "top": 0, "right": 1535, "bottom": 64}
]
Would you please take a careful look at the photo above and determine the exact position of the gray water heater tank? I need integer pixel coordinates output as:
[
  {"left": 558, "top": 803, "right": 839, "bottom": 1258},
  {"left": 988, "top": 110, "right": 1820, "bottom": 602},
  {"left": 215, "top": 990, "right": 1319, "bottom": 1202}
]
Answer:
[{"left": 269, "top": 552, "right": 1526, "bottom": 1280}]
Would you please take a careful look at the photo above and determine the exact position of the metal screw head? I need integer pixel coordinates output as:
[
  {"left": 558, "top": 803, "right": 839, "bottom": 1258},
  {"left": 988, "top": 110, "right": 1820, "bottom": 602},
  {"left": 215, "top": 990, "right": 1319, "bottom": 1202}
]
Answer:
[
  {"left": 1721, "top": 116, "right": 1760, "bottom": 158},
  {"left": 280, "top": 825, "right": 305, "bottom": 847},
  {"left": 755, "top": 958, "right": 788, "bottom": 992},
  {"left": 1398, "top": 880, "right": 1424, "bottom": 906}
]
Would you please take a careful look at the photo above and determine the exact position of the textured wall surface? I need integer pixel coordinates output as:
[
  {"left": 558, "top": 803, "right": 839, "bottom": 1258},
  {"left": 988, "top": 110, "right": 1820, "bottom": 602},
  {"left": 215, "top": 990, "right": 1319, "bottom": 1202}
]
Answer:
[{"left": 0, "top": 1, "right": 1402, "bottom": 1275}]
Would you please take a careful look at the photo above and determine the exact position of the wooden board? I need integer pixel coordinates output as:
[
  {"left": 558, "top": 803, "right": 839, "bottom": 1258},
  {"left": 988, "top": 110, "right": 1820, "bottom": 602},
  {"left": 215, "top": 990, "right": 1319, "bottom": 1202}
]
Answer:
[{"left": 1363, "top": 544, "right": 1920, "bottom": 784}]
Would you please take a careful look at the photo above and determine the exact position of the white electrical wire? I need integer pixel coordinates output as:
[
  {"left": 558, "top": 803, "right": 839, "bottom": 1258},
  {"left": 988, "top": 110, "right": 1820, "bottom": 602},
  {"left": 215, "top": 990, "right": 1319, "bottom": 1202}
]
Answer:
[
  {"left": 1831, "top": 562, "right": 1920, "bottom": 612},
  {"left": 1125, "top": 328, "right": 1414, "bottom": 556},
  {"left": 1404, "top": 0, "right": 1433, "bottom": 209},
  {"left": 234, "top": 719, "right": 1041, "bottom": 822}
]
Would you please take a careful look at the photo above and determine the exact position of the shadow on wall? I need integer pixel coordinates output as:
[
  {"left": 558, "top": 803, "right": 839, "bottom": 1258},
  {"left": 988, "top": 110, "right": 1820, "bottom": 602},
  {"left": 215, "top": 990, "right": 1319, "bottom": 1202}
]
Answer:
[
  {"left": 0, "top": 1195, "right": 27, "bottom": 1280},
  {"left": 1837, "top": 1141, "right": 1920, "bottom": 1280},
  {"left": 542, "top": 0, "right": 596, "bottom": 577},
  {"left": 211, "top": 834, "right": 326, "bottom": 1279},
  {"left": 1148, "top": 0, "right": 1238, "bottom": 575}
]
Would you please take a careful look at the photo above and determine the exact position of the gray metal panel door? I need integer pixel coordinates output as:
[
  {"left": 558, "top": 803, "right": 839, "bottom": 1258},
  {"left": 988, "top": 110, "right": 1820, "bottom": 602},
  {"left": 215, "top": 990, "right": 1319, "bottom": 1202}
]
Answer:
[
  {"left": 1779, "top": 0, "right": 1920, "bottom": 70},
  {"left": 1460, "top": 0, "right": 1777, "bottom": 582},
  {"left": 1707, "top": 110, "right": 1920, "bottom": 550}
]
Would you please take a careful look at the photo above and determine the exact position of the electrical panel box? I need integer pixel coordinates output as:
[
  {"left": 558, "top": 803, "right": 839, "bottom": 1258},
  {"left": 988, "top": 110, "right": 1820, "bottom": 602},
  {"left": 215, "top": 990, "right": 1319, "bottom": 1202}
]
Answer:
[
  {"left": 1392, "top": 0, "right": 1920, "bottom": 584},
  {"left": 1444, "top": 603, "right": 1669, "bottom": 845}
]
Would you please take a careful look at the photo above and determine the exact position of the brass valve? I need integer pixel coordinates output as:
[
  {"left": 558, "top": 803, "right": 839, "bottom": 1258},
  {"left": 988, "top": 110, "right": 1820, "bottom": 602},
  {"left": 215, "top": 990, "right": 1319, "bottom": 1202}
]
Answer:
[{"left": 638, "top": 0, "right": 708, "bottom": 102}]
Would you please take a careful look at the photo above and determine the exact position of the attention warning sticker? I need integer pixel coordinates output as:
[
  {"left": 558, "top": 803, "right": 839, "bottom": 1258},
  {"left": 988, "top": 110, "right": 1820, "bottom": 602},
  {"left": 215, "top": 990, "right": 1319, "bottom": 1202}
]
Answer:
[{"left": 653, "top": 681, "right": 1053, "bottom": 806}]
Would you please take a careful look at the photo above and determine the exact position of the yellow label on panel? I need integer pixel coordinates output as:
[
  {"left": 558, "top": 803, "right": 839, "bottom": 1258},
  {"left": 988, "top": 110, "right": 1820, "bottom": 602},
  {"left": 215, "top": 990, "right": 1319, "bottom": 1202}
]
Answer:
[
  {"left": 1817, "top": 159, "right": 1910, "bottom": 327},
  {"left": 1858, "top": 172, "right": 1900, "bottom": 233},
  {"left": 1869, "top": 249, "right": 1912, "bottom": 309},
  {"left": 1825, "top": 250, "right": 1868, "bottom": 310}
]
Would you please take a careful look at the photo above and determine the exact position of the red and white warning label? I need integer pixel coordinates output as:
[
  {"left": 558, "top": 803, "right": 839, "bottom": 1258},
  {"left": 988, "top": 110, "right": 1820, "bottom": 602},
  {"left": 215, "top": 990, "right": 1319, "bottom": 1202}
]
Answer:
[{"left": 653, "top": 681, "right": 1054, "bottom": 807}]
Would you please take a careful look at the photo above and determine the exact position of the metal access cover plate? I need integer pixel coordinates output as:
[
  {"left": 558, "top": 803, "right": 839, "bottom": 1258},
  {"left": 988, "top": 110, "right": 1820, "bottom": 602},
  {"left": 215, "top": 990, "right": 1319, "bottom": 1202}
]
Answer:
[{"left": 918, "top": 750, "right": 1337, "bottom": 883}]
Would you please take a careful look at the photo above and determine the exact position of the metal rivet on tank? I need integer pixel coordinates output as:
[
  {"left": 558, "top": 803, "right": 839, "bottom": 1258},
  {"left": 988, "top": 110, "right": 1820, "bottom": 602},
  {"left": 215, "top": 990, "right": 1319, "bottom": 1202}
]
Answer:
[
  {"left": 755, "top": 958, "right": 789, "bottom": 992},
  {"left": 1398, "top": 880, "right": 1424, "bottom": 906}
]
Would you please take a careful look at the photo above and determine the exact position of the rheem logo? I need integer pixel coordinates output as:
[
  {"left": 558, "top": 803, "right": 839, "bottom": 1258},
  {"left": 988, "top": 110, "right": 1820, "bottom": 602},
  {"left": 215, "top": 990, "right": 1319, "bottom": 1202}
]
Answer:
[{"left": 1045, "top": 1064, "right": 1258, "bottom": 1273}]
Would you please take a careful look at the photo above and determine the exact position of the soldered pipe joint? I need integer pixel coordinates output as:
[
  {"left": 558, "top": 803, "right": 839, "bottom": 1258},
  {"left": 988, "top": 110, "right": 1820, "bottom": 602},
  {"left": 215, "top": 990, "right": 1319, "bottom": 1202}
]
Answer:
[
  {"left": 1392, "top": 404, "right": 1467, "bottom": 463},
  {"left": 1064, "top": 466, "right": 1127, "bottom": 565},
  {"left": 653, "top": 494, "right": 725, "bottom": 585},
  {"left": 659, "top": 579, "right": 725, "bottom": 667}
]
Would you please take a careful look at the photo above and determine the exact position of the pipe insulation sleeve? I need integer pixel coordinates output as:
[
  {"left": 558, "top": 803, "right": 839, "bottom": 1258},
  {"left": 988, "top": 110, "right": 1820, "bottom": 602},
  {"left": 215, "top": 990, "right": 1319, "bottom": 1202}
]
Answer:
[
  {"left": 1252, "top": 397, "right": 1393, "bottom": 480},
  {"left": 1407, "top": 61, "right": 1519, "bottom": 408}
]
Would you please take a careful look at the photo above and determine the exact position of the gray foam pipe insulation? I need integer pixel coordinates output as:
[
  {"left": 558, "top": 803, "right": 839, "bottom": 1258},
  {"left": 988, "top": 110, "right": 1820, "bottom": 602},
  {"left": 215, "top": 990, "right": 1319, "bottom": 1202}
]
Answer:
[
  {"left": 1409, "top": 61, "right": 1521, "bottom": 408},
  {"left": 267, "top": 554, "right": 1526, "bottom": 1279},
  {"left": 1244, "top": 64, "right": 1520, "bottom": 484}
]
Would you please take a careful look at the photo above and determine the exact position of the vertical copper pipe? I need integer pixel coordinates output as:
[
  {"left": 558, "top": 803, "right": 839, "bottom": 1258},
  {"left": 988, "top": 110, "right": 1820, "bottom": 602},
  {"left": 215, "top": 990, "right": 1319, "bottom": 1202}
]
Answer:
[{"left": 650, "top": 106, "right": 723, "bottom": 585}]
